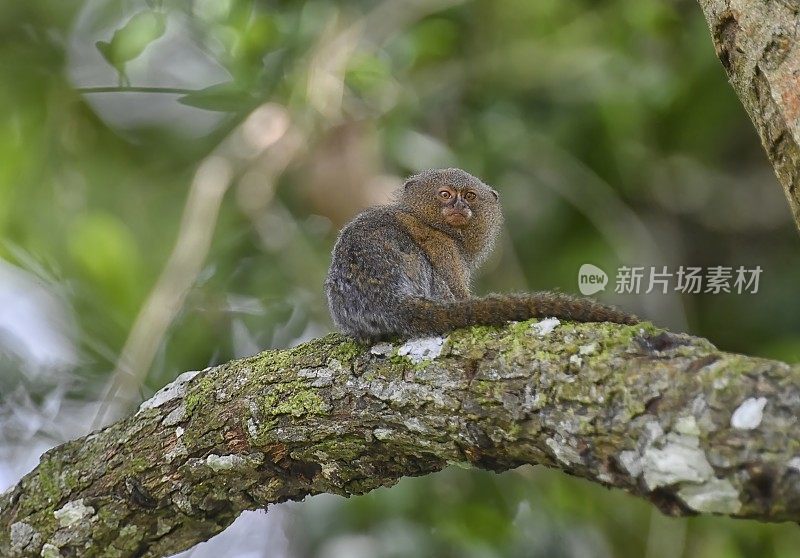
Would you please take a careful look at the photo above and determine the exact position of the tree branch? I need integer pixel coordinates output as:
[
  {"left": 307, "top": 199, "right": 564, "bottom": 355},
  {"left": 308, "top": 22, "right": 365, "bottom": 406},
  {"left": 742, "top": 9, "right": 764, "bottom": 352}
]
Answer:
[
  {"left": 1, "top": 320, "right": 798, "bottom": 557},
  {"left": 698, "top": 0, "right": 800, "bottom": 232}
]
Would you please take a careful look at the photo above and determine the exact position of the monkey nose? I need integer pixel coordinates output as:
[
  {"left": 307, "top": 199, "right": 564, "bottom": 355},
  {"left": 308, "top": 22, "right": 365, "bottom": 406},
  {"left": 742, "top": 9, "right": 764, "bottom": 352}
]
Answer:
[{"left": 443, "top": 206, "right": 472, "bottom": 227}]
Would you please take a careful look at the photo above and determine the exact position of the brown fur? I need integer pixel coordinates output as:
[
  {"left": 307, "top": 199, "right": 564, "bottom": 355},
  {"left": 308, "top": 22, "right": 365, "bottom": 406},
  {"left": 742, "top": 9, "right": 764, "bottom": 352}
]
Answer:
[
  {"left": 394, "top": 211, "right": 471, "bottom": 299},
  {"left": 325, "top": 168, "right": 638, "bottom": 343}
]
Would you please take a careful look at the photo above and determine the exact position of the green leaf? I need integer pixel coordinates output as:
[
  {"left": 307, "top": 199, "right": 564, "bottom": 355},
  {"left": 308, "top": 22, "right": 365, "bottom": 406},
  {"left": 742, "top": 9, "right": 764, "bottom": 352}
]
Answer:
[
  {"left": 176, "top": 82, "right": 256, "bottom": 112},
  {"left": 96, "top": 10, "right": 167, "bottom": 68}
]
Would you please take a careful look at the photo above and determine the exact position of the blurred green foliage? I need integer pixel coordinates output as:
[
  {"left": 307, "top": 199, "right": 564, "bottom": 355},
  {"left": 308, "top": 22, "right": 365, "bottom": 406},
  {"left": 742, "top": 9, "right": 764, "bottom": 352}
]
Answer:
[{"left": 1, "top": 0, "right": 799, "bottom": 556}]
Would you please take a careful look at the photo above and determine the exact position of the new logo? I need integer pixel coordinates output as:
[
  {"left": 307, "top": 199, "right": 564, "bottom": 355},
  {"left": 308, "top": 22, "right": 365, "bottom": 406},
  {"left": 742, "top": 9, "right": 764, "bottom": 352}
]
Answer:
[{"left": 578, "top": 263, "right": 608, "bottom": 295}]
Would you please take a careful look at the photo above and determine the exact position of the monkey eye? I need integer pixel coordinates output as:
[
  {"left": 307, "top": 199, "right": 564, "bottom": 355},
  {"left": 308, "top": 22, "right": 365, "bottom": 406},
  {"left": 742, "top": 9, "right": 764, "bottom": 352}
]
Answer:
[
  {"left": 438, "top": 189, "right": 452, "bottom": 200},
  {"left": 464, "top": 191, "right": 477, "bottom": 202}
]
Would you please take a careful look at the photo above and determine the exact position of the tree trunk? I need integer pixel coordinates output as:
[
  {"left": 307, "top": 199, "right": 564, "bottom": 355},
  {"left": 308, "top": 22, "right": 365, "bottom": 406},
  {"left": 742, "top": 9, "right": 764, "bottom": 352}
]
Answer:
[{"left": 698, "top": 0, "right": 800, "bottom": 231}]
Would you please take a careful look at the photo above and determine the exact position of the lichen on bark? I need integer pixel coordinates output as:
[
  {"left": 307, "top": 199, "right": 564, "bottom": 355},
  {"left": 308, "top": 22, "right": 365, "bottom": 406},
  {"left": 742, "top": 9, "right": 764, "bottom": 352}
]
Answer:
[{"left": 1, "top": 318, "right": 800, "bottom": 557}]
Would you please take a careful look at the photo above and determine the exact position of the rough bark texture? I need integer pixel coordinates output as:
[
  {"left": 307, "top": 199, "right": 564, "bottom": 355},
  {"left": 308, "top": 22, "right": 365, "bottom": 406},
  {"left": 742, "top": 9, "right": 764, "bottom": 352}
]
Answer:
[
  {"left": 698, "top": 0, "right": 800, "bottom": 231},
  {"left": 1, "top": 319, "right": 800, "bottom": 557}
]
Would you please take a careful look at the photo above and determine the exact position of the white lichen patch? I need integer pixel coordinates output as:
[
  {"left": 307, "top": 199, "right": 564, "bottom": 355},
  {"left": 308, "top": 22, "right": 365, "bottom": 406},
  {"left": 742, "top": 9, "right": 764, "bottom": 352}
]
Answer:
[
  {"left": 54, "top": 499, "right": 95, "bottom": 528},
  {"left": 640, "top": 421, "right": 665, "bottom": 449},
  {"left": 618, "top": 450, "right": 643, "bottom": 478},
  {"left": 10, "top": 522, "right": 36, "bottom": 552},
  {"left": 172, "top": 493, "right": 192, "bottom": 514},
  {"left": 367, "top": 379, "right": 458, "bottom": 410},
  {"left": 246, "top": 417, "right": 261, "bottom": 440},
  {"left": 165, "top": 438, "right": 188, "bottom": 462},
  {"left": 40, "top": 543, "right": 61, "bottom": 558},
  {"left": 556, "top": 416, "right": 585, "bottom": 435},
  {"left": 532, "top": 317, "right": 560, "bottom": 336},
  {"left": 475, "top": 364, "right": 529, "bottom": 381},
  {"left": 162, "top": 404, "right": 187, "bottom": 427},
  {"left": 119, "top": 524, "right": 139, "bottom": 539},
  {"left": 677, "top": 477, "right": 741, "bottom": 514},
  {"left": 205, "top": 454, "right": 246, "bottom": 471},
  {"left": 568, "top": 354, "right": 583, "bottom": 368},
  {"left": 712, "top": 377, "right": 729, "bottom": 390},
  {"left": 397, "top": 336, "right": 445, "bottom": 363},
  {"left": 373, "top": 428, "right": 393, "bottom": 441},
  {"left": 403, "top": 417, "right": 428, "bottom": 433},
  {"left": 520, "top": 385, "right": 545, "bottom": 414},
  {"left": 370, "top": 342, "right": 394, "bottom": 356},
  {"left": 297, "top": 367, "right": 336, "bottom": 387},
  {"left": 579, "top": 342, "right": 598, "bottom": 355},
  {"left": 674, "top": 416, "right": 700, "bottom": 436},
  {"left": 730, "top": 397, "right": 767, "bottom": 430},
  {"left": 597, "top": 472, "right": 613, "bottom": 483},
  {"left": 320, "top": 462, "right": 339, "bottom": 479},
  {"left": 545, "top": 437, "right": 582, "bottom": 466},
  {"left": 642, "top": 434, "right": 713, "bottom": 490},
  {"left": 154, "top": 518, "right": 172, "bottom": 538},
  {"left": 139, "top": 370, "right": 202, "bottom": 411}
]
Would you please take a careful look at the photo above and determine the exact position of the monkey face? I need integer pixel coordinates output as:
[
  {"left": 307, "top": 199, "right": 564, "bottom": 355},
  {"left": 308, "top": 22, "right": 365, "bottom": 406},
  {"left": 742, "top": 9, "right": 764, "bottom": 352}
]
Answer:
[
  {"left": 437, "top": 187, "right": 474, "bottom": 228},
  {"left": 400, "top": 168, "right": 500, "bottom": 231}
]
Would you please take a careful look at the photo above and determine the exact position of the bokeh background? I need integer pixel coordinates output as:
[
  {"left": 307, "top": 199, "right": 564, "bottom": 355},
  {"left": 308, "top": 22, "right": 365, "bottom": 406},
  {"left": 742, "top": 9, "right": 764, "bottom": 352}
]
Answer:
[{"left": 2, "top": 0, "right": 800, "bottom": 557}]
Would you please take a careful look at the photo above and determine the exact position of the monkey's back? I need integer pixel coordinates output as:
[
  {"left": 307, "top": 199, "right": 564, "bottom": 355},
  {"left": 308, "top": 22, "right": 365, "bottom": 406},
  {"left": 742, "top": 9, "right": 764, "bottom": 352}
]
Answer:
[{"left": 325, "top": 206, "right": 453, "bottom": 340}]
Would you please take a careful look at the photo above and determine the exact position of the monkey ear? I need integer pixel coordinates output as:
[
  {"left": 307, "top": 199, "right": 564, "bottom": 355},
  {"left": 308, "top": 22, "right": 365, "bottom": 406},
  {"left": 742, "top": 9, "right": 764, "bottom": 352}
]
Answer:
[
  {"left": 403, "top": 178, "right": 418, "bottom": 191},
  {"left": 489, "top": 188, "right": 499, "bottom": 201}
]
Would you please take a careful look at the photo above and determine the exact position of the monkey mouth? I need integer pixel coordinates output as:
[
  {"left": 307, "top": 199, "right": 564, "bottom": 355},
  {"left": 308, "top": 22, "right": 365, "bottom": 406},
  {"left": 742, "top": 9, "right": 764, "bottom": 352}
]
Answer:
[{"left": 442, "top": 207, "right": 472, "bottom": 228}]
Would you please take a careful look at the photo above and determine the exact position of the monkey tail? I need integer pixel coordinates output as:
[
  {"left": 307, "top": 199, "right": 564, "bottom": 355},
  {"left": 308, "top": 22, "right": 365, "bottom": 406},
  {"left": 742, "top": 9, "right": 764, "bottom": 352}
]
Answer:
[{"left": 403, "top": 292, "right": 638, "bottom": 336}]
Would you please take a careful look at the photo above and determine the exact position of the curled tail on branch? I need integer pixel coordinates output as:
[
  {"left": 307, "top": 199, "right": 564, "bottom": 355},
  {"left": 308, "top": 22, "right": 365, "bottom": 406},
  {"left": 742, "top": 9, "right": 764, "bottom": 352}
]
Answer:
[{"left": 403, "top": 292, "right": 638, "bottom": 336}]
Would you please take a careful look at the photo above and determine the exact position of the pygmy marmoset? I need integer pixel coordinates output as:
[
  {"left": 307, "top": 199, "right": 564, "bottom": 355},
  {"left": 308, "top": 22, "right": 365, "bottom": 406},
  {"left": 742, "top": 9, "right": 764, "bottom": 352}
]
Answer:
[{"left": 325, "top": 168, "right": 638, "bottom": 343}]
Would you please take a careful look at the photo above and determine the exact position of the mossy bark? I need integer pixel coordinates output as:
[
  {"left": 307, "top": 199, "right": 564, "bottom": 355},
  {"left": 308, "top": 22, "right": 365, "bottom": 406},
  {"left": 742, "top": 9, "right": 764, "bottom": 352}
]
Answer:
[
  {"left": 698, "top": 0, "right": 800, "bottom": 231},
  {"left": 2, "top": 320, "right": 800, "bottom": 557}
]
